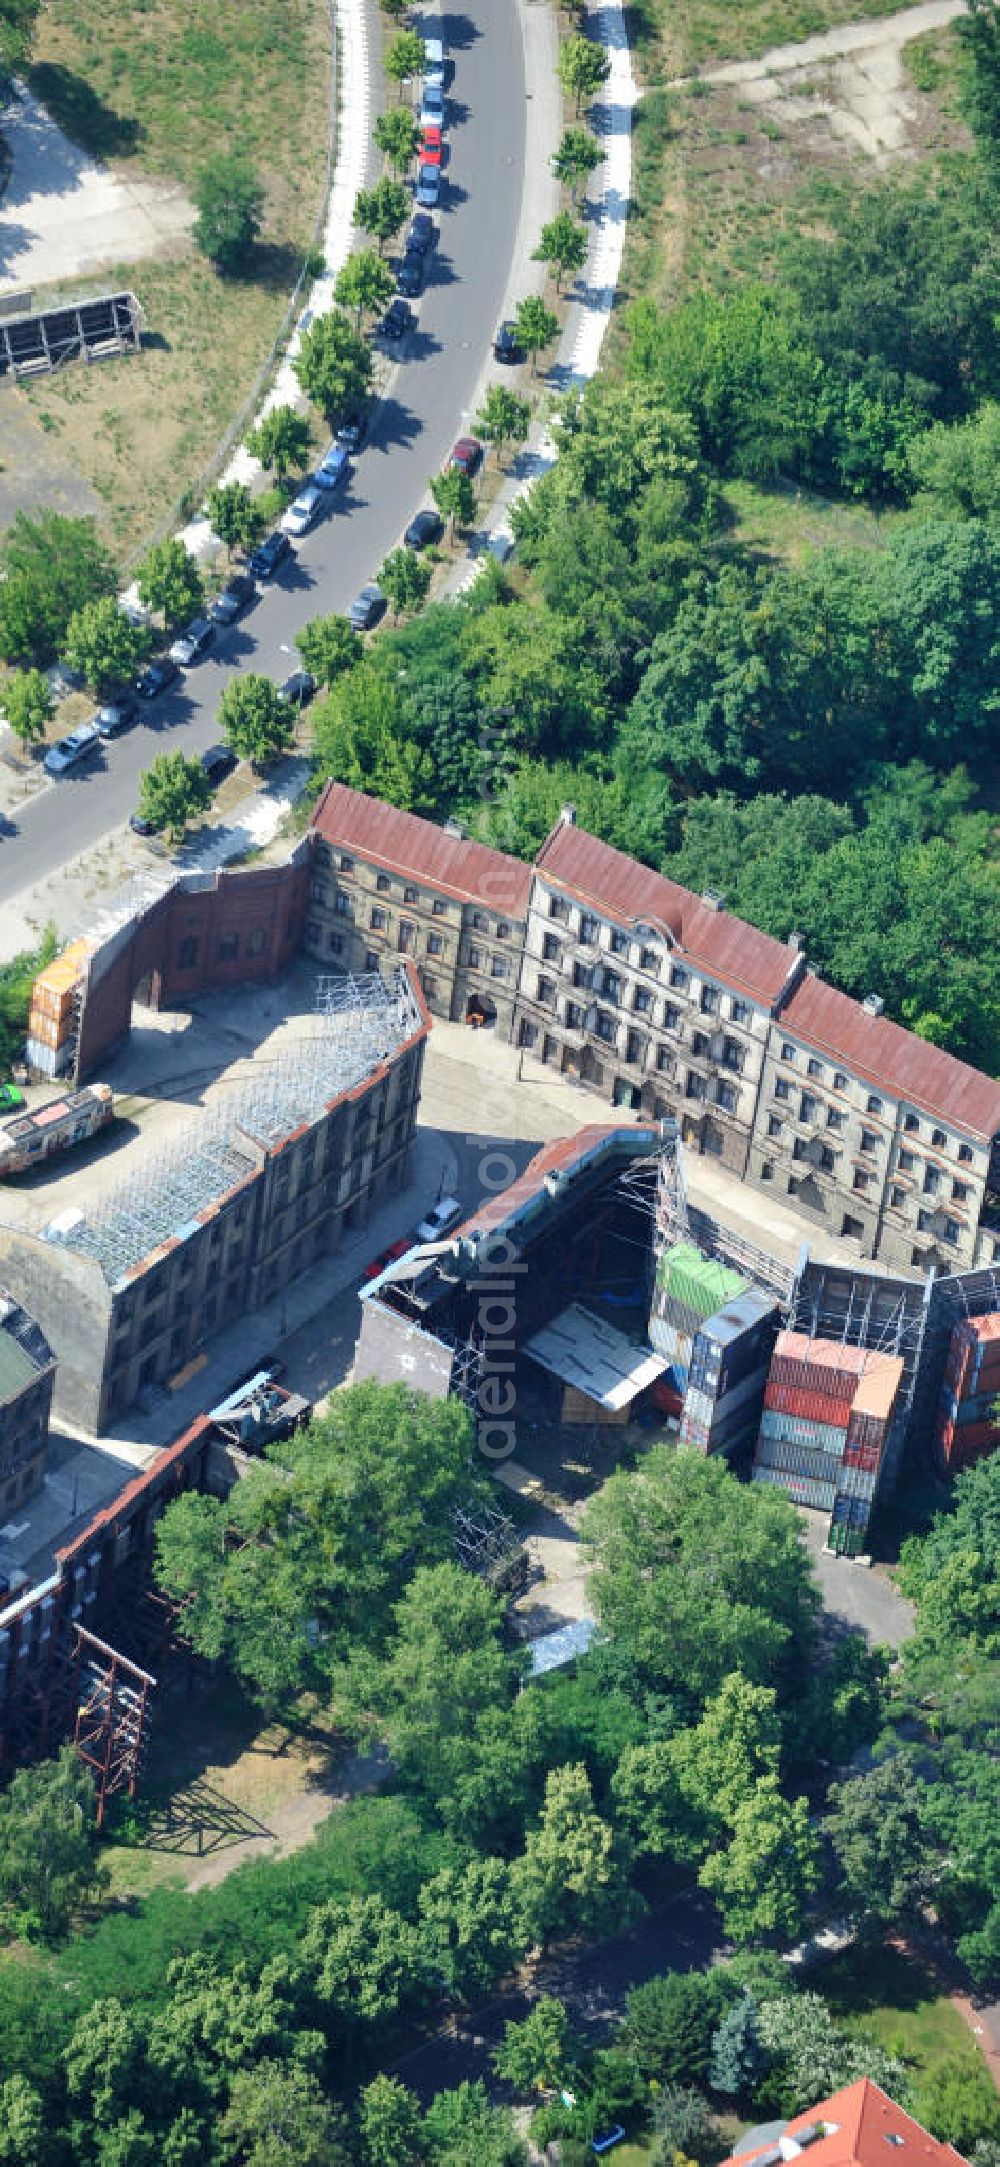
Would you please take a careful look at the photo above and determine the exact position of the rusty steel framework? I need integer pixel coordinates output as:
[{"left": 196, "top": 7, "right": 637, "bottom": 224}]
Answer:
[{"left": 73, "top": 1628, "right": 156, "bottom": 1829}]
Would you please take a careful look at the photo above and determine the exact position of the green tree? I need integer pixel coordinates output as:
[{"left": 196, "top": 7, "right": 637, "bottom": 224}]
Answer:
[
  {"left": 552, "top": 124, "right": 602, "bottom": 205},
  {"left": 825, "top": 1757, "right": 938, "bottom": 1930},
  {"left": 295, "top": 613, "right": 362, "bottom": 686},
  {"left": 217, "top": 673, "right": 294, "bottom": 768},
  {"left": 958, "top": 0, "right": 1000, "bottom": 172},
  {"left": 301, "top": 1893, "right": 427, "bottom": 2038},
  {"left": 582, "top": 1448, "right": 821, "bottom": 1716},
  {"left": 136, "top": 539, "right": 204, "bottom": 629},
  {"left": 0, "top": 2075, "right": 46, "bottom": 2167},
  {"left": 422, "top": 2081, "right": 528, "bottom": 2167},
  {"left": 154, "top": 1386, "right": 481, "bottom": 1699},
  {"left": 557, "top": 34, "right": 612, "bottom": 114},
  {"left": 513, "top": 1762, "right": 622, "bottom": 1946},
  {"left": 0, "top": 1748, "right": 106, "bottom": 1942},
  {"left": 699, "top": 1777, "right": 821, "bottom": 1944},
  {"left": 353, "top": 1562, "right": 523, "bottom": 1802},
  {"left": 494, "top": 1998, "right": 573, "bottom": 2093},
  {"left": 0, "top": 0, "right": 39, "bottom": 82},
  {"left": 611, "top": 1739, "right": 702, "bottom": 1865},
  {"left": 756, "top": 1992, "right": 910, "bottom": 2116},
  {"left": 136, "top": 751, "right": 212, "bottom": 843},
  {"left": 907, "top": 400, "right": 1000, "bottom": 519},
  {"left": 650, "top": 2085, "right": 715, "bottom": 2166},
  {"left": 513, "top": 295, "right": 559, "bottom": 375},
  {"left": 0, "top": 510, "right": 114, "bottom": 666},
  {"left": 205, "top": 481, "right": 264, "bottom": 556},
  {"left": 311, "top": 657, "right": 435, "bottom": 812},
  {"left": 379, "top": 546, "right": 431, "bottom": 621},
  {"left": 354, "top": 178, "right": 410, "bottom": 255},
  {"left": 192, "top": 153, "right": 263, "bottom": 274},
  {"left": 217, "top": 2060, "right": 347, "bottom": 2166},
  {"left": 672, "top": 1672, "right": 783, "bottom": 1829},
  {"left": 385, "top": 28, "right": 426, "bottom": 94},
  {"left": 430, "top": 465, "right": 477, "bottom": 538},
  {"left": 374, "top": 106, "right": 422, "bottom": 174},
  {"left": 533, "top": 211, "right": 587, "bottom": 294},
  {"left": 710, "top": 1995, "right": 767, "bottom": 2099},
  {"left": 334, "top": 249, "right": 397, "bottom": 330},
  {"left": 623, "top": 1971, "right": 735, "bottom": 2088},
  {"left": 358, "top": 2075, "right": 425, "bottom": 2167},
  {"left": 63, "top": 596, "right": 151, "bottom": 693},
  {"left": 245, "top": 405, "right": 312, "bottom": 483},
  {"left": 295, "top": 309, "right": 374, "bottom": 424},
  {"left": 915, "top": 2058, "right": 1000, "bottom": 2154},
  {"left": 475, "top": 385, "right": 531, "bottom": 467},
  {"left": 417, "top": 1857, "right": 523, "bottom": 2001},
  {"left": 64, "top": 1996, "right": 146, "bottom": 2130},
  {"left": 3, "top": 666, "right": 53, "bottom": 748}
]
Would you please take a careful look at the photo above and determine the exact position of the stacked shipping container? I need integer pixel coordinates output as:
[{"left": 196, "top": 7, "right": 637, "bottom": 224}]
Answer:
[
  {"left": 753, "top": 1331, "right": 903, "bottom": 1555},
  {"left": 679, "top": 1288, "right": 780, "bottom": 1457},
  {"left": 648, "top": 1242, "right": 746, "bottom": 1386},
  {"left": 25, "top": 942, "right": 91, "bottom": 1078},
  {"left": 934, "top": 1313, "right": 1000, "bottom": 1471}
]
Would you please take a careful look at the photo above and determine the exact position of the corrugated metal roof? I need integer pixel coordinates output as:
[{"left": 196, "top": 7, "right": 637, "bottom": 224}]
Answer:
[
  {"left": 782, "top": 975, "right": 1000, "bottom": 1142},
  {"left": 535, "top": 821, "right": 799, "bottom": 1004},
  {"left": 312, "top": 781, "right": 532, "bottom": 915},
  {"left": 523, "top": 1303, "right": 667, "bottom": 1408}
]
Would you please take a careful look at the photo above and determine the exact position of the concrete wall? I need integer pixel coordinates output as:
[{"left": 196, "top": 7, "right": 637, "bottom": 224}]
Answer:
[{"left": 0, "top": 1232, "right": 110, "bottom": 1431}]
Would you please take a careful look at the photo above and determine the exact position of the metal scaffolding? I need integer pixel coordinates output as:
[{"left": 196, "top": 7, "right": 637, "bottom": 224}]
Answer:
[
  {"left": 453, "top": 1502, "right": 531, "bottom": 1594},
  {"left": 72, "top": 1628, "right": 156, "bottom": 1829},
  {"left": 47, "top": 969, "right": 420, "bottom": 1286}
]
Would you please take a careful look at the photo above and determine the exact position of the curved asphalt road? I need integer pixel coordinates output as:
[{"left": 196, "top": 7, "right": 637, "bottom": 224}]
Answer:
[{"left": 0, "top": 0, "right": 526, "bottom": 906}]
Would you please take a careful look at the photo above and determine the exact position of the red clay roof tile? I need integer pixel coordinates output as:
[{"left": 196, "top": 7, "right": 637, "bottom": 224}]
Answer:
[
  {"left": 312, "top": 782, "right": 532, "bottom": 915},
  {"left": 782, "top": 975, "right": 1000, "bottom": 1142}
]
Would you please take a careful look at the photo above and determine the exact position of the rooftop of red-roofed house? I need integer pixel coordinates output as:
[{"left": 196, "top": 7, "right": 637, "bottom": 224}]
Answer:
[
  {"left": 312, "top": 781, "right": 533, "bottom": 917},
  {"left": 781, "top": 974, "right": 1000, "bottom": 1143},
  {"left": 535, "top": 818, "right": 801, "bottom": 1007},
  {"left": 726, "top": 2079, "right": 967, "bottom": 2167}
]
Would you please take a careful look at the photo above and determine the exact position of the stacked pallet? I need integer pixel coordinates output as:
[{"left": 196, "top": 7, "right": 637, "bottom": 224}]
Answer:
[
  {"left": 753, "top": 1331, "right": 903, "bottom": 1554},
  {"left": 648, "top": 1242, "right": 746, "bottom": 1385},
  {"left": 934, "top": 1314, "right": 1000, "bottom": 1472},
  {"left": 679, "top": 1288, "right": 779, "bottom": 1457},
  {"left": 25, "top": 941, "right": 91, "bottom": 1078}
]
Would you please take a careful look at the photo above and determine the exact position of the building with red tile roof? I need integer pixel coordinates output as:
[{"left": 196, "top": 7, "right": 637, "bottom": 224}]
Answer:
[{"left": 727, "top": 2079, "right": 967, "bottom": 2167}]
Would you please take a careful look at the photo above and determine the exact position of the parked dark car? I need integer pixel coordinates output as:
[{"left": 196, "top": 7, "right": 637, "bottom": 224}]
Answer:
[
  {"left": 278, "top": 671, "right": 316, "bottom": 709},
  {"left": 397, "top": 249, "right": 425, "bottom": 298},
  {"left": 209, "top": 573, "right": 256, "bottom": 625},
  {"left": 169, "top": 615, "right": 215, "bottom": 667},
  {"left": 449, "top": 435, "right": 483, "bottom": 477},
  {"left": 200, "top": 744, "right": 237, "bottom": 784},
  {"left": 129, "top": 809, "right": 156, "bottom": 837},
  {"left": 404, "top": 508, "right": 443, "bottom": 549},
  {"left": 95, "top": 699, "right": 137, "bottom": 739},
  {"left": 134, "top": 657, "right": 180, "bottom": 700},
  {"left": 336, "top": 412, "right": 367, "bottom": 453},
  {"left": 494, "top": 319, "right": 523, "bottom": 364},
  {"left": 247, "top": 530, "right": 290, "bottom": 580},
  {"left": 406, "top": 212, "right": 435, "bottom": 255},
  {"left": 349, "top": 585, "right": 386, "bottom": 633},
  {"left": 382, "top": 297, "right": 414, "bottom": 341}
]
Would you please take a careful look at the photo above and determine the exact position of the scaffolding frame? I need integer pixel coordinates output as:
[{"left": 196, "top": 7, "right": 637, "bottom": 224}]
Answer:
[
  {"left": 453, "top": 1502, "right": 531, "bottom": 1593},
  {"left": 73, "top": 1628, "right": 155, "bottom": 1829},
  {"left": 48, "top": 969, "right": 421, "bottom": 1286}
]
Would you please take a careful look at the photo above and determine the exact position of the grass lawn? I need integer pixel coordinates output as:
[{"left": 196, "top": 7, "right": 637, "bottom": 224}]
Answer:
[
  {"left": 15, "top": 0, "right": 332, "bottom": 561},
  {"left": 819, "top": 1943, "right": 989, "bottom": 2089},
  {"left": 721, "top": 479, "right": 894, "bottom": 565},
  {"left": 642, "top": 0, "right": 924, "bottom": 71}
]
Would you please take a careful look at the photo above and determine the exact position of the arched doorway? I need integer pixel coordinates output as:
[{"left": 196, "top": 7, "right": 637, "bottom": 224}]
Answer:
[{"left": 465, "top": 994, "right": 497, "bottom": 1029}]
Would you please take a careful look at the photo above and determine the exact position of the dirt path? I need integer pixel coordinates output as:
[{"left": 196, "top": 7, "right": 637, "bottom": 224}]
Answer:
[
  {"left": 674, "top": 0, "right": 966, "bottom": 160},
  {"left": 180, "top": 1746, "right": 390, "bottom": 1892}
]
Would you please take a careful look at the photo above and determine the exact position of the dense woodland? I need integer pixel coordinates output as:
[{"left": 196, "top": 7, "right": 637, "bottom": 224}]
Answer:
[{"left": 0, "top": 1389, "right": 997, "bottom": 2162}]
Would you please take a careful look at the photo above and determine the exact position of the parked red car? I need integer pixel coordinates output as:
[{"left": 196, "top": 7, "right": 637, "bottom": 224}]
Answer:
[
  {"left": 449, "top": 435, "right": 482, "bottom": 477},
  {"left": 420, "top": 125, "right": 442, "bottom": 166}
]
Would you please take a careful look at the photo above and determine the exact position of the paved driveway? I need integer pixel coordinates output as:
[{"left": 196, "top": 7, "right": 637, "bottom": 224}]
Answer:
[{"left": 0, "top": 81, "right": 192, "bottom": 294}]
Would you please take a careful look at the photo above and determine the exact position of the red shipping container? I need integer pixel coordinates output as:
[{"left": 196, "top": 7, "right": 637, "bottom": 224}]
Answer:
[
  {"left": 948, "top": 1431, "right": 1000, "bottom": 1473},
  {"left": 764, "top": 1380, "right": 852, "bottom": 1425}
]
